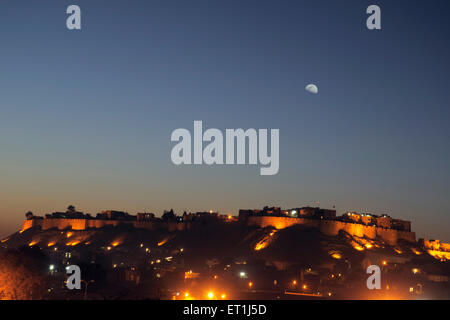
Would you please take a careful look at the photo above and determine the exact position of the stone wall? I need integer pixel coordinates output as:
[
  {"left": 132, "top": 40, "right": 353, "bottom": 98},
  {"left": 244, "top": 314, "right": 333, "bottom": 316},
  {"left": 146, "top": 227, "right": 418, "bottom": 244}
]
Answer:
[
  {"left": 21, "top": 218, "right": 190, "bottom": 232},
  {"left": 245, "top": 216, "right": 416, "bottom": 245}
]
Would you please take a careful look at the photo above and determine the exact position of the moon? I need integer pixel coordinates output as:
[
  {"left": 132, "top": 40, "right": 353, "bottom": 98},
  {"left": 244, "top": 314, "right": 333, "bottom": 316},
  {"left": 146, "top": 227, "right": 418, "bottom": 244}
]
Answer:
[{"left": 305, "top": 84, "right": 318, "bottom": 94}]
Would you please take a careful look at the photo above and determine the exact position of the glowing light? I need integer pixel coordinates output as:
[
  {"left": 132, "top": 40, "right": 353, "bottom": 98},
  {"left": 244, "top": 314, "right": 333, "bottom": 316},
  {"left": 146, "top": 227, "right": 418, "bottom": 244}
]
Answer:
[
  {"left": 47, "top": 242, "right": 56, "bottom": 247},
  {"left": 394, "top": 248, "right": 403, "bottom": 254},
  {"left": 302, "top": 284, "right": 307, "bottom": 290},
  {"left": 330, "top": 252, "right": 342, "bottom": 259},
  {"left": 28, "top": 241, "right": 38, "bottom": 247},
  {"left": 221, "top": 293, "right": 226, "bottom": 299},
  {"left": 411, "top": 248, "right": 422, "bottom": 255},
  {"left": 254, "top": 231, "right": 276, "bottom": 251},
  {"left": 292, "top": 280, "right": 297, "bottom": 285},
  {"left": 111, "top": 241, "right": 121, "bottom": 247},
  {"left": 106, "top": 246, "right": 112, "bottom": 250},
  {"left": 207, "top": 292, "right": 214, "bottom": 299},
  {"left": 185, "top": 292, "right": 189, "bottom": 298},
  {"left": 353, "top": 245, "right": 364, "bottom": 251},
  {"left": 427, "top": 249, "right": 450, "bottom": 261},
  {"left": 365, "top": 243, "right": 373, "bottom": 249},
  {"left": 382, "top": 260, "right": 387, "bottom": 266},
  {"left": 248, "top": 281, "right": 253, "bottom": 288},
  {"left": 1, "top": 238, "right": 9, "bottom": 243},
  {"left": 66, "top": 232, "right": 73, "bottom": 238},
  {"left": 158, "top": 238, "right": 168, "bottom": 246},
  {"left": 412, "top": 268, "right": 420, "bottom": 274},
  {"left": 254, "top": 242, "right": 267, "bottom": 251},
  {"left": 239, "top": 271, "right": 247, "bottom": 278}
]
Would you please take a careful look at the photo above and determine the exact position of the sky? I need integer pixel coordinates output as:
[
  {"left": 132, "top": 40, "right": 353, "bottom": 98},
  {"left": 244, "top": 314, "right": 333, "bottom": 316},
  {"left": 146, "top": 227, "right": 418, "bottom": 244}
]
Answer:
[{"left": 0, "top": 0, "right": 449, "bottom": 241}]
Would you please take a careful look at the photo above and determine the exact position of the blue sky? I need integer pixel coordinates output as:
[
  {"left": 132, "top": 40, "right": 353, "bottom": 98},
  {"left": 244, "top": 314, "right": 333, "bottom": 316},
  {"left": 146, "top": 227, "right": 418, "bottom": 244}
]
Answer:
[{"left": 1, "top": 0, "right": 449, "bottom": 240}]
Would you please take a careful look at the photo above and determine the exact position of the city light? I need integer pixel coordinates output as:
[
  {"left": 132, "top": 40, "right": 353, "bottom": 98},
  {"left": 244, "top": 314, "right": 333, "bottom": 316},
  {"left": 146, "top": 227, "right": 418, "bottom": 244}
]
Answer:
[{"left": 158, "top": 238, "right": 168, "bottom": 246}]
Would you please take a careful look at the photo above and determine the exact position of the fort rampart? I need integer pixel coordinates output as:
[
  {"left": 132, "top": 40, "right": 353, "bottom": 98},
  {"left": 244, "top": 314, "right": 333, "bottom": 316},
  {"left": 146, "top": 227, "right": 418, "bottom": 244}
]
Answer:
[
  {"left": 21, "top": 218, "right": 189, "bottom": 233},
  {"left": 245, "top": 216, "right": 416, "bottom": 245}
]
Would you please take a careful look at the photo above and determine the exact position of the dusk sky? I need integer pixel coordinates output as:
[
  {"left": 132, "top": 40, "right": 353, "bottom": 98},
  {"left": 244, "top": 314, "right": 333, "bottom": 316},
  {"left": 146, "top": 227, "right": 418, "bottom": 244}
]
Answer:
[{"left": 1, "top": 1, "right": 449, "bottom": 240}]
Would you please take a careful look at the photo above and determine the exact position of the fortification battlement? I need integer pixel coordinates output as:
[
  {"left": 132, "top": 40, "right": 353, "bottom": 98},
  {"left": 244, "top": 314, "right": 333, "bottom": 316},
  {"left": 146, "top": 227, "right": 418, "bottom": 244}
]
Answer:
[
  {"left": 243, "top": 214, "right": 416, "bottom": 246},
  {"left": 21, "top": 217, "right": 189, "bottom": 233}
]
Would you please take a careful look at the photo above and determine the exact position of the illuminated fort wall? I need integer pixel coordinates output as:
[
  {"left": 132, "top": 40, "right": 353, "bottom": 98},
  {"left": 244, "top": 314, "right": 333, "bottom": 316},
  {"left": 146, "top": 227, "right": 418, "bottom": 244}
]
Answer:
[
  {"left": 21, "top": 218, "right": 189, "bottom": 233},
  {"left": 245, "top": 216, "right": 416, "bottom": 245},
  {"left": 420, "top": 239, "right": 450, "bottom": 260}
]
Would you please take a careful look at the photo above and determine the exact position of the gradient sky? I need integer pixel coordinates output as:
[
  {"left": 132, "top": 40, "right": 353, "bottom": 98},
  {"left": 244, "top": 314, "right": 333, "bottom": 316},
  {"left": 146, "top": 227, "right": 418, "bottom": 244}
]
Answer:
[{"left": 1, "top": 1, "right": 449, "bottom": 241}]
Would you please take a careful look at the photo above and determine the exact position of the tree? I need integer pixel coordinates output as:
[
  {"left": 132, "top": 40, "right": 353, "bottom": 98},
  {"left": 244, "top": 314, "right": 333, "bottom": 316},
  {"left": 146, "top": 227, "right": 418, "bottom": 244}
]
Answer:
[
  {"left": 67, "top": 205, "right": 76, "bottom": 213},
  {"left": 161, "top": 209, "right": 176, "bottom": 221},
  {"left": 0, "top": 247, "right": 48, "bottom": 300},
  {"left": 25, "top": 211, "right": 34, "bottom": 220}
]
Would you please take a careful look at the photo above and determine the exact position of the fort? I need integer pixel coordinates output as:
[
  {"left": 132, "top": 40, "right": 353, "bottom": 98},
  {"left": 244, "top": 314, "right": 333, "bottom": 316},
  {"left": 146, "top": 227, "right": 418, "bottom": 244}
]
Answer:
[
  {"left": 239, "top": 206, "right": 416, "bottom": 246},
  {"left": 21, "top": 217, "right": 189, "bottom": 233},
  {"left": 21, "top": 208, "right": 191, "bottom": 234},
  {"left": 20, "top": 205, "right": 419, "bottom": 246}
]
